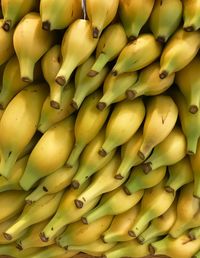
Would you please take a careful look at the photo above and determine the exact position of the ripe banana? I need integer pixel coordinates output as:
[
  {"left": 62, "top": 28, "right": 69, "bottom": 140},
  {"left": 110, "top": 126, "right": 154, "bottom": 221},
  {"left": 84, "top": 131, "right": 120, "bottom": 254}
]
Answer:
[
  {"left": 86, "top": 0, "right": 119, "bottom": 38},
  {"left": 111, "top": 34, "right": 162, "bottom": 76},
  {"left": 88, "top": 23, "right": 127, "bottom": 76},
  {"left": 99, "top": 99, "right": 145, "bottom": 157},
  {"left": 0, "top": 244, "right": 40, "bottom": 258},
  {"left": 190, "top": 139, "right": 200, "bottom": 198},
  {"left": 183, "top": 0, "right": 200, "bottom": 31},
  {"left": 13, "top": 12, "right": 56, "bottom": 82}
]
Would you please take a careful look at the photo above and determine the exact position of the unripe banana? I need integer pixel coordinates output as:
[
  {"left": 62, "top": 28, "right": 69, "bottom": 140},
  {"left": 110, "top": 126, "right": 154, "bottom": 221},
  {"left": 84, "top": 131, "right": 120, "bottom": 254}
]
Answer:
[
  {"left": 88, "top": 23, "right": 127, "bottom": 76},
  {"left": 99, "top": 99, "right": 145, "bottom": 157},
  {"left": 183, "top": 0, "right": 200, "bottom": 32},
  {"left": 0, "top": 244, "right": 40, "bottom": 258},
  {"left": 111, "top": 34, "right": 162, "bottom": 76},
  {"left": 189, "top": 226, "right": 200, "bottom": 241},
  {"left": 40, "top": 0, "right": 82, "bottom": 31},
  {"left": 0, "top": 83, "right": 48, "bottom": 178},
  {"left": 194, "top": 250, "right": 200, "bottom": 258},
  {"left": 159, "top": 29, "right": 200, "bottom": 79},
  {"left": 14, "top": 12, "right": 56, "bottom": 82},
  {"left": 190, "top": 139, "right": 200, "bottom": 198},
  {"left": 118, "top": 0, "right": 154, "bottom": 40},
  {"left": 86, "top": 0, "right": 119, "bottom": 38},
  {"left": 142, "top": 127, "right": 186, "bottom": 173},
  {"left": 55, "top": 19, "right": 98, "bottom": 86}
]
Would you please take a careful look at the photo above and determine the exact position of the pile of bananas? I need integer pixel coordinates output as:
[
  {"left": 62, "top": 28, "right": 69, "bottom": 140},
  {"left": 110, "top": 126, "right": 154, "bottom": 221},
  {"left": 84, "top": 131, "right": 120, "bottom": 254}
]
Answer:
[{"left": 0, "top": 0, "right": 199, "bottom": 257}]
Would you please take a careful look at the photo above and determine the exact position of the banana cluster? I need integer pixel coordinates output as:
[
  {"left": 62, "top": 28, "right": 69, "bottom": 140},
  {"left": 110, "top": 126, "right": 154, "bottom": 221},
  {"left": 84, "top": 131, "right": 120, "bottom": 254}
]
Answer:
[{"left": 0, "top": 0, "right": 199, "bottom": 258}]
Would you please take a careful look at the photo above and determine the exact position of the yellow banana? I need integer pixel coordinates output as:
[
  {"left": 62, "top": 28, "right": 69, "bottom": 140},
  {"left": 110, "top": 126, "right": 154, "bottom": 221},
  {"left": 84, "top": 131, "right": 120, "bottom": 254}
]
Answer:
[
  {"left": 175, "top": 56, "right": 200, "bottom": 114},
  {"left": 97, "top": 71, "right": 138, "bottom": 111},
  {"left": 67, "top": 90, "right": 110, "bottom": 168},
  {"left": 159, "top": 29, "right": 200, "bottom": 79},
  {"left": 111, "top": 34, "right": 162, "bottom": 76},
  {"left": 73, "top": 56, "right": 108, "bottom": 109},
  {"left": 142, "top": 126, "right": 186, "bottom": 173},
  {"left": 118, "top": 0, "right": 154, "bottom": 40},
  {"left": 20, "top": 115, "right": 75, "bottom": 191},
  {"left": 55, "top": 19, "right": 98, "bottom": 86},
  {"left": 86, "top": 0, "right": 119, "bottom": 38},
  {"left": 40, "top": 0, "right": 82, "bottom": 31},
  {"left": 71, "top": 128, "right": 116, "bottom": 189},
  {"left": 126, "top": 62, "right": 175, "bottom": 100},
  {"left": 190, "top": 139, "right": 200, "bottom": 198},
  {"left": 99, "top": 99, "right": 145, "bottom": 157},
  {"left": 0, "top": 83, "right": 48, "bottom": 178},
  {"left": 0, "top": 244, "right": 40, "bottom": 258},
  {"left": 88, "top": 23, "right": 127, "bottom": 76},
  {"left": 13, "top": 12, "right": 56, "bottom": 82},
  {"left": 183, "top": 0, "right": 200, "bottom": 31}
]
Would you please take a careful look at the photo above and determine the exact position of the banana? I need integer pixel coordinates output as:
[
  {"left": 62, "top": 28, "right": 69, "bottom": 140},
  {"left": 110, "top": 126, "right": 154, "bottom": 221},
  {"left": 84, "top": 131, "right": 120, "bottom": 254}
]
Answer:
[
  {"left": 126, "top": 62, "right": 175, "bottom": 100},
  {"left": 1, "top": 0, "right": 36, "bottom": 31},
  {"left": 0, "top": 83, "right": 48, "bottom": 178},
  {"left": 149, "top": 234, "right": 200, "bottom": 258},
  {"left": 73, "top": 56, "right": 108, "bottom": 109},
  {"left": 40, "top": 0, "right": 82, "bottom": 31},
  {"left": 71, "top": 129, "right": 116, "bottom": 189},
  {"left": 57, "top": 216, "right": 113, "bottom": 247},
  {"left": 0, "top": 19, "right": 14, "bottom": 65},
  {"left": 75, "top": 153, "right": 126, "bottom": 208},
  {"left": 169, "top": 182, "right": 200, "bottom": 238},
  {"left": 111, "top": 34, "right": 162, "bottom": 76},
  {"left": 0, "top": 55, "right": 43, "bottom": 110},
  {"left": 190, "top": 139, "right": 200, "bottom": 198},
  {"left": 88, "top": 23, "right": 127, "bottom": 76},
  {"left": 55, "top": 19, "right": 98, "bottom": 86},
  {"left": 13, "top": 12, "right": 56, "bottom": 82},
  {"left": 82, "top": 186, "right": 144, "bottom": 224},
  {"left": 20, "top": 115, "right": 75, "bottom": 191},
  {"left": 128, "top": 179, "right": 175, "bottom": 238},
  {"left": 183, "top": 0, "right": 200, "bottom": 31},
  {"left": 40, "top": 182, "right": 100, "bottom": 242},
  {"left": 97, "top": 72, "right": 138, "bottom": 111},
  {"left": 138, "top": 95, "right": 178, "bottom": 160},
  {"left": 194, "top": 250, "right": 200, "bottom": 258},
  {"left": 159, "top": 29, "right": 200, "bottom": 79},
  {"left": 142, "top": 126, "right": 186, "bottom": 174},
  {"left": 86, "top": 0, "right": 119, "bottom": 38},
  {"left": 124, "top": 166, "right": 166, "bottom": 195},
  {"left": 67, "top": 90, "right": 110, "bottom": 168},
  {"left": 102, "top": 204, "right": 140, "bottom": 243},
  {"left": 175, "top": 56, "right": 200, "bottom": 114},
  {"left": 138, "top": 201, "right": 177, "bottom": 244},
  {"left": 99, "top": 99, "right": 145, "bottom": 157},
  {"left": 4, "top": 191, "right": 64, "bottom": 240},
  {"left": 118, "top": 0, "right": 155, "bottom": 40},
  {"left": 115, "top": 129, "right": 143, "bottom": 179},
  {"left": 189, "top": 227, "right": 200, "bottom": 241},
  {"left": 25, "top": 163, "right": 78, "bottom": 203},
  {"left": 165, "top": 157, "right": 194, "bottom": 194},
  {"left": 0, "top": 244, "right": 40, "bottom": 258},
  {"left": 149, "top": 0, "right": 182, "bottom": 43}
]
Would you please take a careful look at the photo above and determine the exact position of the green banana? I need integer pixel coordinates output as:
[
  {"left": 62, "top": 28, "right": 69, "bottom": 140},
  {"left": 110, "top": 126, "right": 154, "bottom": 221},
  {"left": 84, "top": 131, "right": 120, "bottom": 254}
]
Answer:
[
  {"left": 183, "top": 0, "right": 200, "bottom": 31},
  {"left": 190, "top": 139, "right": 200, "bottom": 198},
  {"left": 194, "top": 250, "right": 200, "bottom": 258}
]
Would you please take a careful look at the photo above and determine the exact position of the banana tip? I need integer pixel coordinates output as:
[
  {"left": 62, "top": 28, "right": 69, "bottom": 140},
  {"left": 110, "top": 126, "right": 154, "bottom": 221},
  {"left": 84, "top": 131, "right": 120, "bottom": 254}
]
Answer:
[
  {"left": 164, "top": 186, "right": 175, "bottom": 194},
  {"left": 98, "top": 148, "right": 107, "bottom": 157},
  {"left": 148, "top": 244, "right": 155, "bottom": 254},
  {"left": 183, "top": 25, "right": 195, "bottom": 32},
  {"left": 70, "top": 100, "right": 79, "bottom": 110},
  {"left": 88, "top": 70, "right": 99, "bottom": 77},
  {"left": 96, "top": 102, "right": 106, "bottom": 111},
  {"left": 71, "top": 180, "right": 80, "bottom": 189},
  {"left": 189, "top": 105, "right": 198, "bottom": 114},
  {"left": 55, "top": 76, "right": 66, "bottom": 86},
  {"left": 2, "top": 20, "right": 11, "bottom": 31},
  {"left": 128, "top": 230, "right": 136, "bottom": 238},
  {"left": 100, "top": 235, "right": 107, "bottom": 243},
  {"left": 137, "top": 236, "right": 145, "bottom": 244},
  {"left": 81, "top": 217, "right": 88, "bottom": 224},
  {"left": 188, "top": 232, "right": 196, "bottom": 241},
  {"left": 137, "top": 151, "right": 145, "bottom": 160},
  {"left": 3, "top": 232, "right": 12, "bottom": 240},
  {"left": 142, "top": 162, "right": 152, "bottom": 174},
  {"left": 40, "top": 232, "right": 49, "bottom": 242},
  {"left": 111, "top": 70, "right": 118, "bottom": 77},
  {"left": 93, "top": 27, "right": 100, "bottom": 38},
  {"left": 123, "top": 186, "right": 131, "bottom": 195},
  {"left": 114, "top": 174, "right": 124, "bottom": 180},
  {"left": 74, "top": 199, "right": 84, "bottom": 209},
  {"left": 50, "top": 100, "right": 60, "bottom": 109},
  {"left": 16, "top": 242, "right": 23, "bottom": 250},
  {"left": 25, "top": 199, "right": 33, "bottom": 205},
  {"left": 42, "top": 21, "right": 51, "bottom": 31},
  {"left": 21, "top": 77, "right": 33, "bottom": 83},
  {"left": 128, "top": 35, "right": 137, "bottom": 42},
  {"left": 126, "top": 89, "right": 136, "bottom": 100},
  {"left": 187, "top": 150, "right": 195, "bottom": 155},
  {"left": 159, "top": 71, "right": 168, "bottom": 79},
  {"left": 156, "top": 36, "right": 166, "bottom": 43}
]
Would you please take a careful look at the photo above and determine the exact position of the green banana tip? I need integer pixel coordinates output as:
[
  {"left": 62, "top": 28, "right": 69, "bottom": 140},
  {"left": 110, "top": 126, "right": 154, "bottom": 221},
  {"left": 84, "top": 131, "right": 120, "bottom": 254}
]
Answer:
[
  {"left": 159, "top": 71, "right": 168, "bottom": 79},
  {"left": 126, "top": 89, "right": 136, "bottom": 101},
  {"left": 137, "top": 235, "right": 145, "bottom": 244},
  {"left": 137, "top": 151, "right": 146, "bottom": 161},
  {"left": 87, "top": 70, "right": 99, "bottom": 77},
  {"left": 55, "top": 76, "right": 66, "bottom": 86},
  {"left": 98, "top": 148, "right": 107, "bottom": 157},
  {"left": 189, "top": 105, "right": 198, "bottom": 114},
  {"left": 122, "top": 186, "right": 131, "bottom": 195},
  {"left": 74, "top": 199, "right": 84, "bottom": 209},
  {"left": 2, "top": 20, "right": 11, "bottom": 32},
  {"left": 96, "top": 102, "right": 106, "bottom": 111},
  {"left": 50, "top": 100, "right": 60, "bottom": 109},
  {"left": 148, "top": 244, "right": 155, "bottom": 255},
  {"left": 81, "top": 216, "right": 88, "bottom": 225},
  {"left": 40, "top": 232, "right": 49, "bottom": 242},
  {"left": 93, "top": 27, "right": 100, "bottom": 39},
  {"left": 16, "top": 242, "right": 23, "bottom": 250},
  {"left": 111, "top": 70, "right": 118, "bottom": 77},
  {"left": 114, "top": 174, "right": 124, "bottom": 180},
  {"left": 70, "top": 100, "right": 79, "bottom": 110},
  {"left": 71, "top": 180, "right": 80, "bottom": 189},
  {"left": 183, "top": 26, "right": 195, "bottom": 32},
  {"left": 3, "top": 232, "right": 12, "bottom": 241},
  {"left": 187, "top": 150, "right": 195, "bottom": 155},
  {"left": 42, "top": 21, "right": 51, "bottom": 31},
  {"left": 142, "top": 162, "right": 152, "bottom": 174},
  {"left": 156, "top": 36, "right": 166, "bottom": 44},
  {"left": 25, "top": 199, "right": 33, "bottom": 205},
  {"left": 21, "top": 77, "right": 33, "bottom": 83},
  {"left": 164, "top": 186, "right": 175, "bottom": 194}
]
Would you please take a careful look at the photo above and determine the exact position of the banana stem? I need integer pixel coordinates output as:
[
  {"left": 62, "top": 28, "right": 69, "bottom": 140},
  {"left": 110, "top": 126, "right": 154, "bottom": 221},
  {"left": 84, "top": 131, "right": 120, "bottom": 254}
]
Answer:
[
  {"left": 72, "top": 89, "right": 87, "bottom": 109},
  {"left": 4, "top": 219, "right": 28, "bottom": 240},
  {"left": 129, "top": 213, "right": 152, "bottom": 237},
  {"left": 19, "top": 58, "right": 35, "bottom": 83},
  {"left": 186, "top": 134, "right": 199, "bottom": 155},
  {"left": 50, "top": 83, "right": 63, "bottom": 109},
  {"left": 91, "top": 53, "right": 109, "bottom": 74},
  {"left": 115, "top": 158, "right": 133, "bottom": 179},
  {"left": 25, "top": 185, "right": 46, "bottom": 203},
  {"left": 83, "top": 206, "right": 107, "bottom": 224},
  {"left": 66, "top": 141, "right": 86, "bottom": 167},
  {"left": 19, "top": 167, "right": 40, "bottom": 191},
  {"left": 72, "top": 165, "right": 92, "bottom": 189},
  {"left": 150, "top": 238, "right": 167, "bottom": 255},
  {"left": 188, "top": 92, "right": 200, "bottom": 114}
]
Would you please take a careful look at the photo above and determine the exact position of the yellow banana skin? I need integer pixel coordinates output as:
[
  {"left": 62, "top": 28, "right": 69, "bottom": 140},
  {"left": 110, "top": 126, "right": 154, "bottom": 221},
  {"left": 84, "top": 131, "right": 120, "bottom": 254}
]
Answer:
[
  {"left": 142, "top": 127, "right": 186, "bottom": 173},
  {"left": 67, "top": 90, "right": 110, "bottom": 168},
  {"left": 55, "top": 19, "right": 98, "bottom": 86},
  {"left": 111, "top": 34, "right": 162, "bottom": 76},
  {"left": 0, "top": 19, "right": 14, "bottom": 65},
  {"left": 1, "top": 0, "right": 36, "bottom": 31},
  {"left": 99, "top": 99, "right": 145, "bottom": 157},
  {"left": 57, "top": 216, "right": 113, "bottom": 247},
  {"left": 88, "top": 23, "right": 127, "bottom": 76},
  {"left": 102, "top": 204, "right": 140, "bottom": 243},
  {"left": 20, "top": 115, "right": 75, "bottom": 191},
  {"left": 86, "top": 0, "right": 119, "bottom": 38},
  {"left": 175, "top": 56, "right": 200, "bottom": 114},
  {"left": 40, "top": 0, "right": 82, "bottom": 31},
  {"left": 149, "top": 0, "right": 182, "bottom": 43},
  {"left": 190, "top": 139, "right": 200, "bottom": 198},
  {"left": 119, "top": 0, "right": 154, "bottom": 40},
  {"left": 0, "top": 244, "right": 40, "bottom": 258},
  {"left": 0, "top": 83, "right": 48, "bottom": 178},
  {"left": 4, "top": 191, "right": 64, "bottom": 240},
  {"left": 138, "top": 95, "right": 178, "bottom": 160},
  {"left": 169, "top": 182, "right": 200, "bottom": 238},
  {"left": 183, "top": 0, "right": 200, "bottom": 31},
  {"left": 159, "top": 29, "right": 200, "bottom": 79},
  {"left": 126, "top": 62, "right": 175, "bottom": 101},
  {"left": 73, "top": 56, "right": 108, "bottom": 109},
  {"left": 13, "top": 12, "right": 56, "bottom": 82}
]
